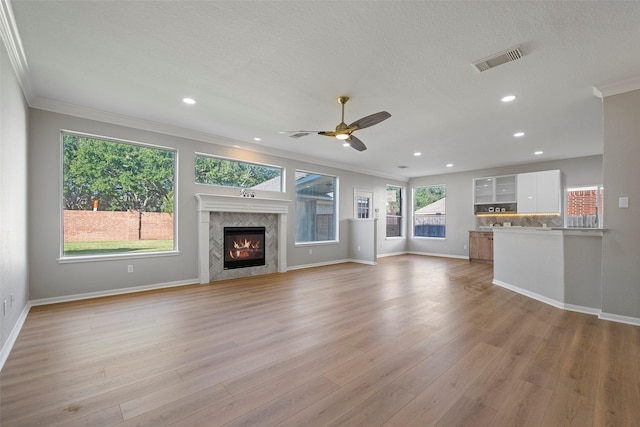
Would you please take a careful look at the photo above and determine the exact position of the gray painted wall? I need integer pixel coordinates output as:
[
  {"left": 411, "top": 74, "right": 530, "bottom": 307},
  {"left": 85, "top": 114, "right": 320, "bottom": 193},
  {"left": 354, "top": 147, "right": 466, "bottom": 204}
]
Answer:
[
  {"left": 602, "top": 89, "right": 640, "bottom": 319},
  {"left": 0, "top": 42, "right": 29, "bottom": 353},
  {"left": 406, "top": 155, "right": 603, "bottom": 257},
  {"left": 27, "top": 109, "right": 406, "bottom": 300}
]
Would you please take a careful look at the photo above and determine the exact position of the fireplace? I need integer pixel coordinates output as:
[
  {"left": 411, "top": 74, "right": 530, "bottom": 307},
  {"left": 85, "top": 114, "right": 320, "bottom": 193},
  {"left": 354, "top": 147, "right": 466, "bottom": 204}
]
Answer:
[{"left": 223, "top": 226, "right": 266, "bottom": 270}]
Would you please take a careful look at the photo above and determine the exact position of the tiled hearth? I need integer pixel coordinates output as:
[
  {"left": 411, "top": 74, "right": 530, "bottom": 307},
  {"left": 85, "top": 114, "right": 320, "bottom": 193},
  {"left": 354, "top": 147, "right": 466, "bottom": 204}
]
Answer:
[
  {"left": 210, "top": 212, "right": 277, "bottom": 281},
  {"left": 195, "top": 194, "right": 290, "bottom": 284}
]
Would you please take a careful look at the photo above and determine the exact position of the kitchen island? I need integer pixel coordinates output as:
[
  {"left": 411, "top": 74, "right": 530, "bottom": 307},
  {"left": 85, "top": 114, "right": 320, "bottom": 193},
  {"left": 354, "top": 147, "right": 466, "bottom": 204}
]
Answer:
[{"left": 492, "top": 227, "right": 603, "bottom": 314}]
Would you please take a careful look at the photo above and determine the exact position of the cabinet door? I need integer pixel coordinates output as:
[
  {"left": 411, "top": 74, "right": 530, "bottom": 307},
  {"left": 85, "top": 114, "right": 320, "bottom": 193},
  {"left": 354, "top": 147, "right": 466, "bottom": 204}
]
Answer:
[
  {"left": 517, "top": 172, "right": 537, "bottom": 213},
  {"left": 474, "top": 178, "right": 494, "bottom": 204},
  {"left": 536, "top": 170, "right": 561, "bottom": 213},
  {"left": 469, "top": 232, "right": 494, "bottom": 261},
  {"left": 495, "top": 175, "right": 516, "bottom": 203}
]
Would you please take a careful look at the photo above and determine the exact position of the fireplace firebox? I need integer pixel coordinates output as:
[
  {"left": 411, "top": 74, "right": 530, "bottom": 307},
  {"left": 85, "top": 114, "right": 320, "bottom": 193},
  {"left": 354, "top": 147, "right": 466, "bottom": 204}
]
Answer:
[{"left": 223, "top": 227, "right": 266, "bottom": 270}]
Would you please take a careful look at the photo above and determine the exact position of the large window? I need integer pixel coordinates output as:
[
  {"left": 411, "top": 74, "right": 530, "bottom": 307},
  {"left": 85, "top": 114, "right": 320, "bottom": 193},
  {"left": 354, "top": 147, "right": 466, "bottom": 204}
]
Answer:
[
  {"left": 295, "top": 171, "right": 337, "bottom": 243},
  {"left": 414, "top": 185, "right": 446, "bottom": 238},
  {"left": 195, "top": 154, "right": 283, "bottom": 192},
  {"left": 386, "top": 185, "right": 403, "bottom": 237},
  {"left": 566, "top": 185, "right": 603, "bottom": 228},
  {"left": 62, "top": 132, "right": 176, "bottom": 258}
]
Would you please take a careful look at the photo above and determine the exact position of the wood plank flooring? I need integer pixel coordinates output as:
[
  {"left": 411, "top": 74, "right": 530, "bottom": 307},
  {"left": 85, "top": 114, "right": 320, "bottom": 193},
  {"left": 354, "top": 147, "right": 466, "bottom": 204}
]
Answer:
[{"left": 1, "top": 255, "right": 639, "bottom": 426}]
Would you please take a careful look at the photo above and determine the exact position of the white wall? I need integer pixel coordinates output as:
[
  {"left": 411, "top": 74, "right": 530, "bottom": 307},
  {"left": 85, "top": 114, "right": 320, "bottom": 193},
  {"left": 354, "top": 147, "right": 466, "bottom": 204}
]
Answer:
[
  {"left": 601, "top": 88, "right": 640, "bottom": 320},
  {"left": 407, "top": 155, "right": 603, "bottom": 257},
  {"left": 27, "top": 109, "right": 407, "bottom": 300},
  {"left": 0, "top": 37, "right": 29, "bottom": 361}
]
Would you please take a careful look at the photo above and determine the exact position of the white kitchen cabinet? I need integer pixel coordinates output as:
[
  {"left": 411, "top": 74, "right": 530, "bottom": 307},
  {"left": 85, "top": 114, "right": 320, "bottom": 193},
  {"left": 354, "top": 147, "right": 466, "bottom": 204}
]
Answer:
[
  {"left": 474, "top": 174, "right": 516, "bottom": 204},
  {"left": 517, "top": 170, "right": 561, "bottom": 214}
]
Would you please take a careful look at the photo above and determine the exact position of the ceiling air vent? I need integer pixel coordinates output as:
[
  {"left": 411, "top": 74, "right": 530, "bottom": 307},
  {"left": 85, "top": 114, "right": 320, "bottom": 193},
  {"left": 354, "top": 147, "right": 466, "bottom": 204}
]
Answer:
[{"left": 472, "top": 45, "right": 523, "bottom": 72}]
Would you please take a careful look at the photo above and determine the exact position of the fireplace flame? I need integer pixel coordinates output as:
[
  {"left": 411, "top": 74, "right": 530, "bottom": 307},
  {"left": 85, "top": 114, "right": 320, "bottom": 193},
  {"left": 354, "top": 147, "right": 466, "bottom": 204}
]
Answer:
[{"left": 228, "top": 239, "right": 262, "bottom": 259}]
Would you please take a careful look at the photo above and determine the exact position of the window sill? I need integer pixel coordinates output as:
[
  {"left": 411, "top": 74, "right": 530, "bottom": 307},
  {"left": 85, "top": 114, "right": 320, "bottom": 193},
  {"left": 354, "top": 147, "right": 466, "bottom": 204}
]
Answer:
[
  {"left": 294, "top": 240, "right": 339, "bottom": 247},
  {"left": 58, "top": 250, "right": 180, "bottom": 264}
]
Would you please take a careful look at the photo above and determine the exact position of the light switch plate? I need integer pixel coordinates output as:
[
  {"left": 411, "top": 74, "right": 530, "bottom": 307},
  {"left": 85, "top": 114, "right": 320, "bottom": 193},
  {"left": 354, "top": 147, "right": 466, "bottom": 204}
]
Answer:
[{"left": 619, "top": 196, "right": 629, "bottom": 208}]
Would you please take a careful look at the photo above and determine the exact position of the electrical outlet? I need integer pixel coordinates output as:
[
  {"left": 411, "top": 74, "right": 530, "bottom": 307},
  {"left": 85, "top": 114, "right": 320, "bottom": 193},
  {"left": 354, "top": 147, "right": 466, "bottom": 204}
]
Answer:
[
  {"left": 308, "top": 249, "right": 312, "bottom": 255},
  {"left": 2, "top": 300, "right": 6, "bottom": 316},
  {"left": 464, "top": 244, "right": 467, "bottom": 250},
  {"left": 127, "top": 265, "right": 134, "bottom": 273},
  {"left": 357, "top": 246, "right": 361, "bottom": 251},
  {"left": 10, "top": 293, "right": 14, "bottom": 307}
]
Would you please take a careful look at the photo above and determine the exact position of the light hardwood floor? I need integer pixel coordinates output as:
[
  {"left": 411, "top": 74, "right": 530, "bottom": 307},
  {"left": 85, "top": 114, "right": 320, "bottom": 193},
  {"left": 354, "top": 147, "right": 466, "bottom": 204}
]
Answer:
[{"left": 1, "top": 255, "right": 639, "bottom": 426}]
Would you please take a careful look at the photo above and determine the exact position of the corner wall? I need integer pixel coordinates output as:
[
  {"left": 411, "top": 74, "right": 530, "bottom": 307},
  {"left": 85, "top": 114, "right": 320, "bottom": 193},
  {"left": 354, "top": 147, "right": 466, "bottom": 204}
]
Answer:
[
  {"left": 601, "top": 88, "right": 640, "bottom": 320},
  {"left": 0, "top": 33, "right": 29, "bottom": 368}
]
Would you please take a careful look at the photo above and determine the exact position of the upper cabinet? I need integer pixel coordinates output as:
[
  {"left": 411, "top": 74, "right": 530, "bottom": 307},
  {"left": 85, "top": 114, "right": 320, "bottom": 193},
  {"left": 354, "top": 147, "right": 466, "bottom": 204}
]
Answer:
[
  {"left": 516, "top": 170, "right": 561, "bottom": 214},
  {"left": 473, "top": 174, "right": 517, "bottom": 205},
  {"left": 473, "top": 175, "right": 516, "bottom": 205},
  {"left": 495, "top": 175, "right": 517, "bottom": 203}
]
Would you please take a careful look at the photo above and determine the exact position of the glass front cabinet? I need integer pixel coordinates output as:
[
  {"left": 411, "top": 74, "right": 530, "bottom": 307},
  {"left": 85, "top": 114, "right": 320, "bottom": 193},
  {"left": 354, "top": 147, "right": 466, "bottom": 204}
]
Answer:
[{"left": 473, "top": 174, "right": 517, "bottom": 214}]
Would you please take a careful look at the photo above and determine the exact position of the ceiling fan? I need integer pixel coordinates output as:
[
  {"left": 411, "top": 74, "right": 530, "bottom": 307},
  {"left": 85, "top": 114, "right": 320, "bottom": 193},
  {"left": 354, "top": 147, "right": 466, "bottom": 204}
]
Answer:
[{"left": 284, "top": 96, "right": 391, "bottom": 151}]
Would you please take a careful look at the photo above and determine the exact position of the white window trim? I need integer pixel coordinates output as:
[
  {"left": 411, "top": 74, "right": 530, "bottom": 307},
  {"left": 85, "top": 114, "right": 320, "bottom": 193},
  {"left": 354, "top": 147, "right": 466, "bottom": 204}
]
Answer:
[{"left": 59, "top": 130, "right": 178, "bottom": 261}]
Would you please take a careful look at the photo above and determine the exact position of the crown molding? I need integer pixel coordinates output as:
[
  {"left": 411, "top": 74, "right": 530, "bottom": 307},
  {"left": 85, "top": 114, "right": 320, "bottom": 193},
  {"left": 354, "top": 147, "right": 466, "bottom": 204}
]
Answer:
[
  {"left": 593, "top": 75, "right": 640, "bottom": 99},
  {"left": 0, "top": 0, "right": 34, "bottom": 102},
  {"left": 31, "top": 97, "right": 409, "bottom": 183}
]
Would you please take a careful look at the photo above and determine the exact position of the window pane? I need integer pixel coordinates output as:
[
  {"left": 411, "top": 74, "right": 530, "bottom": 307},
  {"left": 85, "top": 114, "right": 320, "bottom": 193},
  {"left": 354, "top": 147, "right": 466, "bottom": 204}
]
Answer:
[
  {"left": 566, "top": 186, "right": 602, "bottom": 228},
  {"left": 414, "top": 185, "right": 446, "bottom": 237},
  {"left": 195, "top": 154, "right": 283, "bottom": 192},
  {"left": 63, "top": 133, "right": 175, "bottom": 257},
  {"left": 386, "top": 185, "right": 402, "bottom": 237},
  {"left": 295, "top": 171, "right": 337, "bottom": 243}
]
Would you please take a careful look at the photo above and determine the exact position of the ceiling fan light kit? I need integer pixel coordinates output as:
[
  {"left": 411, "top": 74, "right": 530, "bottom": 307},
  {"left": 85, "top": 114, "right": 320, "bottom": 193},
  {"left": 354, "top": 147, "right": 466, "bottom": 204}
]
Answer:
[{"left": 283, "top": 96, "right": 391, "bottom": 151}]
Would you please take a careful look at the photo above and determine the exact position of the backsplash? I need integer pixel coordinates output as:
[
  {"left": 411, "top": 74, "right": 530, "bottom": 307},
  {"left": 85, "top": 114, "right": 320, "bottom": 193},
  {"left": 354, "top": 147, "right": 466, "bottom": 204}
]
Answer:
[{"left": 476, "top": 214, "right": 563, "bottom": 228}]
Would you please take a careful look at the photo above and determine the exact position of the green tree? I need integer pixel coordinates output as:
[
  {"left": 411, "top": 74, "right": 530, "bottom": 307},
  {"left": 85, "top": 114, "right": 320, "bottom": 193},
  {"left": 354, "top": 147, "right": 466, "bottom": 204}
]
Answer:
[
  {"left": 64, "top": 134, "right": 174, "bottom": 215},
  {"left": 195, "top": 155, "right": 280, "bottom": 188},
  {"left": 414, "top": 185, "right": 445, "bottom": 210}
]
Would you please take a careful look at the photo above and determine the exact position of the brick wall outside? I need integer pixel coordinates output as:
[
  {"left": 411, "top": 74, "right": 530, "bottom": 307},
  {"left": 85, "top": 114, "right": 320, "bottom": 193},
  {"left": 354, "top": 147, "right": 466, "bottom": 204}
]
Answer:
[
  {"left": 567, "top": 189, "right": 598, "bottom": 216},
  {"left": 63, "top": 210, "right": 173, "bottom": 242}
]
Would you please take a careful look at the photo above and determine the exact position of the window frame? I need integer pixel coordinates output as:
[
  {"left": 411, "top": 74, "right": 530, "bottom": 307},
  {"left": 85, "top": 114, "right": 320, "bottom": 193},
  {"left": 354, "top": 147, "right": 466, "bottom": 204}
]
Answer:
[
  {"left": 385, "top": 185, "right": 404, "bottom": 239},
  {"left": 412, "top": 184, "right": 446, "bottom": 239},
  {"left": 294, "top": 169, "right": 339, "bottom": 245},
  {"left": 194, "top": 153, "right": 285, "bottom": 193},
  {"left": 59, "top": 130, "right": 179, "bottom": 262}
]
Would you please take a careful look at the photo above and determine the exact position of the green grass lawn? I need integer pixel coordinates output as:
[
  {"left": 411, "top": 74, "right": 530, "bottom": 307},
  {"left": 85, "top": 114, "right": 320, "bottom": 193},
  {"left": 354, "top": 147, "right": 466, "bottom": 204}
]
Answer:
[{"left": 64, "top": 239, "right": 174, "bottom": 256}]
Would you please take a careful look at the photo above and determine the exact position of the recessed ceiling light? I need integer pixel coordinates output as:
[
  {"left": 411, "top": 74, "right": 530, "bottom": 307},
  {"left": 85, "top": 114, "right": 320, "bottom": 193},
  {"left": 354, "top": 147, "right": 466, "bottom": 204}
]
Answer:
[
  {"left": 397, "top": 165, "right": 408, "bottom": 169},
  {"left": 502, "top": 95, "right": 516, "bottom": 103},
  {"left": 253, "top": 137, "right": 261, "bottom": 141},
  {"left": 414, "top": 152, "right": 422, "bottom": 156},
  {"left": 534, "top": 151, "right": 543, "bottom": 155},
  {"left": 446, "top": 163, "right": 453, "bottom": 168},
  {"left": 514, "top": 132, "right": 525, "bottom": 138},
  {"left": 343, "top": 142, "right": 350, "bottom": 147},
  {"left": 182, "top": 98, "right": 196, "bottom": 105}
]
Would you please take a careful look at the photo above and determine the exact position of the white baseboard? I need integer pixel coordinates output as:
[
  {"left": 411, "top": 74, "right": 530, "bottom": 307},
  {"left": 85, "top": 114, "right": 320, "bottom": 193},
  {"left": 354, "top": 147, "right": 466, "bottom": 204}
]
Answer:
[
  {"left": 1, "top": 302, "right": 31, "bottom": 372},
  {"left": 287, "top": 259, "right": 350, "bottom": 271},
  {"left": 492, "top": 279, "right": 566, "bottom": 310},
  {"left": 407, "top": 251, "right": 469, "bottom": 260},
  {"left": 492, "top": 279, "right": 640, "bottom": 324},
  {"left": 599, "top": 311, "right": 640, "bottom": 326},
  {"left": 348, "top": 259, "right": 377, "bottom": 266},
  {"left": 29, "top": 278, "right": 199, "bottom": 306},
  {"left": 377, "top": 251, "right": 407, "bottom": 258}
]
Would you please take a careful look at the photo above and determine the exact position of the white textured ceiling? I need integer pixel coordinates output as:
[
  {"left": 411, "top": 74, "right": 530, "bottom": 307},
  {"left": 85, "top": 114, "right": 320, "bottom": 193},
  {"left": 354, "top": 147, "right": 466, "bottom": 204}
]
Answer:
[{"left": 10, "top": 1, "right": 640, "bottom": 179}]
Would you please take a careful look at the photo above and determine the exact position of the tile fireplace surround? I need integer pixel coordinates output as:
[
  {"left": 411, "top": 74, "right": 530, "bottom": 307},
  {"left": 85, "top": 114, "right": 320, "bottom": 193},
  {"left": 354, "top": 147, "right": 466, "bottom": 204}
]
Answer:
[{"left": 195, "top": 194, "right": 290, "bottom": 283}]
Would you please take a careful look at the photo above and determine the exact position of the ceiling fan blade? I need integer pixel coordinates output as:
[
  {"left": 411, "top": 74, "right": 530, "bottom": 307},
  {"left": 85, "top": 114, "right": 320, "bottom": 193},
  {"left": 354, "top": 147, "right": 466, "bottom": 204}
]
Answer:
[
  {"left": 347, "top": 135, "right": 367, "bottom": 151},
  {"left": 348, "top": 111, "right": 391, "bottom": 130},
  {"left": 281, "top": 130, "right": 328, "bottom": 138}
]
